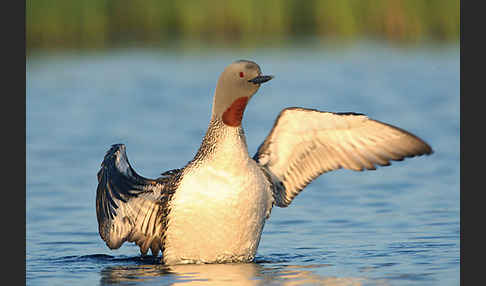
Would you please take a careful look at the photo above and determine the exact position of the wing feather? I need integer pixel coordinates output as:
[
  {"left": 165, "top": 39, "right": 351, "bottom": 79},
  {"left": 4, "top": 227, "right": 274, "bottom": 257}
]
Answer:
[
  {"left": 96, "top": 144, "right": 179, "bottom": 256},
  {"left": 254, "top": 108, "right": 433, "bottom": 207}
]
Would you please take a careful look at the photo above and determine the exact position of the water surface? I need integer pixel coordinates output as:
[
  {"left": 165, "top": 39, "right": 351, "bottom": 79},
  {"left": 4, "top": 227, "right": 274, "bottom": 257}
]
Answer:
[{"left": 27, "top": 42, "right": 459, "bottom": 285}]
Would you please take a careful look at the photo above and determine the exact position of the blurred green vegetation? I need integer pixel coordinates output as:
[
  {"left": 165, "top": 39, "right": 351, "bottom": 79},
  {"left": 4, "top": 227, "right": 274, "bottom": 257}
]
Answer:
[{"left": 26, "top": 0, "right": 459, "bottom": 52}]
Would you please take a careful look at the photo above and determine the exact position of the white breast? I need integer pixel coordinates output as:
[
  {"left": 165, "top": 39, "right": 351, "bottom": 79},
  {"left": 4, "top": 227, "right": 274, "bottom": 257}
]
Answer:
[{"left": 163, "top": 158, "right": 273, "bottom": 265}]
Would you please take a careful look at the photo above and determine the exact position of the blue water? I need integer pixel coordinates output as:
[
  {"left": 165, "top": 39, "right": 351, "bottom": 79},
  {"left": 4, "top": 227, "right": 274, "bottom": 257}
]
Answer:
[{"left": 27, "top": 41, "right": 459, "bottom": 285}]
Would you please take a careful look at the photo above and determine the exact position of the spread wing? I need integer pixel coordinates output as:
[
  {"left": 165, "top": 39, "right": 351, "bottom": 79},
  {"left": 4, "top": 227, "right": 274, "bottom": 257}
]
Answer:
[
  {"left": 96, "top": 144, "right": 180, "bottom": 256},
  {"left": 253, "top": 107, "right": 433, "bottom": 207}
]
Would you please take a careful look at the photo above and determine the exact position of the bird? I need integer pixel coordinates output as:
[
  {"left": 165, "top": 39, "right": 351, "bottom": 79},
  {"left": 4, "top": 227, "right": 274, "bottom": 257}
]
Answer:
[{"left": 96, "top": 59, "right": 433, "bottom": 265}]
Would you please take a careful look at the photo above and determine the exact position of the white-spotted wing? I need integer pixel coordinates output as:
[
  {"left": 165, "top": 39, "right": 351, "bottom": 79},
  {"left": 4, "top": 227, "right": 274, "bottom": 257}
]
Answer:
[{"left": 96, "top": 144, "right": 180, "bottom": 256}]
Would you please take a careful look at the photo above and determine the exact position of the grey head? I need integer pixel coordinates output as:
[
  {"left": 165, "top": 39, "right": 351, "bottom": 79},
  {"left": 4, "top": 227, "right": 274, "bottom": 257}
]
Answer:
[{"left": 211, "top": 60, "right": 273, "bottom": 127}]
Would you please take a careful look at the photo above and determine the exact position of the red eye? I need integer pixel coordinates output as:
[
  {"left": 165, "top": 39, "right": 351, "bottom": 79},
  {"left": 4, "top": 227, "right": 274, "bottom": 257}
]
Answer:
[{"left": 239, "top": 72, "right": 244, "bottom": 78}]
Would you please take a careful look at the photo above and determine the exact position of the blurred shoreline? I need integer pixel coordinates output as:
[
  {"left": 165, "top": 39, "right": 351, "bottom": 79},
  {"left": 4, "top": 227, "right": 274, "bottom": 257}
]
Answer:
[{"left": 26, "top": 0, "right": 459, "bottom": 54}]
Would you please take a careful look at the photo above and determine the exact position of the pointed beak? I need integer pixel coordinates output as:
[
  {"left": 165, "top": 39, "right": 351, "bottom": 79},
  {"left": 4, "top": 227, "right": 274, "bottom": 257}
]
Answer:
[{"left": 248, "top": 75, "right": 274, "bottom": 85}]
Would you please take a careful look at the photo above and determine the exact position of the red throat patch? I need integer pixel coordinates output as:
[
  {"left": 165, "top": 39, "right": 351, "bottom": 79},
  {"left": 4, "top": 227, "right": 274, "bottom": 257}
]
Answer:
[{"left": 222, "top": 97, "right": 249, "bottom": 127}]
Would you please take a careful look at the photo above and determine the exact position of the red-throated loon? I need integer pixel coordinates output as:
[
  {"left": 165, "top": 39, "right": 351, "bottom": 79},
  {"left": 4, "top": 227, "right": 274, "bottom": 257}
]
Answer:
[{"left": 96, "top": 59, "right": 433, "bottom": 265}]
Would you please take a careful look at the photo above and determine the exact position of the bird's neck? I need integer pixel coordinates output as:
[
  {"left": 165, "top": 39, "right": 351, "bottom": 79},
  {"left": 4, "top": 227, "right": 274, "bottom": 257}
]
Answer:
[
  {"left": 191, "top": 116, "right": 250, "bottom": 169},
  {"left": 222, "top": 97, "right": 249, "bottom": 127}
]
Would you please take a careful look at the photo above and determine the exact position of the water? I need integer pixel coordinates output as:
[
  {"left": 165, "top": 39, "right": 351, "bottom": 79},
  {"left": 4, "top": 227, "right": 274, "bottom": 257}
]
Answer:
[{"left": 27, "top": 41, "right": 459, "bottom": 285}]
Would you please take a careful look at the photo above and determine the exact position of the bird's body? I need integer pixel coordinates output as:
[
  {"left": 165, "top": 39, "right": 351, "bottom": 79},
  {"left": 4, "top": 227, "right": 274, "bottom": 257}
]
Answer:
[
  {"left": 96, "top": 60, "right": 433, "bottom": 265},
  {"left": 163, "top": 118, "right": 273, "bottom": 264}
]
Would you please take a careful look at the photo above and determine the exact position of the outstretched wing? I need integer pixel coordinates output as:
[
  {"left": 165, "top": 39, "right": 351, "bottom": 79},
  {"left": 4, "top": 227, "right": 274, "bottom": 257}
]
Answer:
[
  {"left": 96, "top": 144, "right": 179, "bottom": 256},
  {"left": 253, "top": 107, "right": 433, "bottom": 207}
]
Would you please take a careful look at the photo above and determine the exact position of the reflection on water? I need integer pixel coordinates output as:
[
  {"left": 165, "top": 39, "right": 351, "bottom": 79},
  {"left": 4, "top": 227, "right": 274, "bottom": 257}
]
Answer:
[
  {"left": 100, "top": 261, "right": 370, "bottom": 286},
  {"left": 100, "top": 264, "right": 172, "bottom": 284}
]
